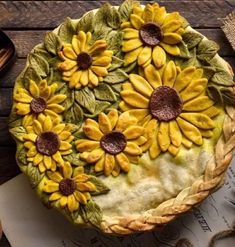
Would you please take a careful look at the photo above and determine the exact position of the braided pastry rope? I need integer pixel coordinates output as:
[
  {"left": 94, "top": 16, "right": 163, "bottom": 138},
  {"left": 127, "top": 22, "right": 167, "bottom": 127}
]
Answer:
[{"left": 100, "top": 79, "right": 235, "bottom": 235}]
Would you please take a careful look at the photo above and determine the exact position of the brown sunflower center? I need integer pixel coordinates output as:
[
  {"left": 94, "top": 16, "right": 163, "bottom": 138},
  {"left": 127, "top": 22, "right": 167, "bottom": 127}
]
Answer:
[
  {"left": 30, "top": 97, "right": 46, "bottom": 114},
  {"left": 36, "top": 131, "right": 60, "bottom": 156},
  {"left": 77, "top": 52, "right": 93, "bottom": 70},
  {"left": 59, "top": 178, "right": 76, "bottom": 196},
  {"left": 149, "top": 86, "right": 183, "bottom": 121},
  {"left": 139, "top": 22, "right": 163, "bottom": 46},
  {"left": 100, "top": 131, "right": 127, "bottom": 155}
]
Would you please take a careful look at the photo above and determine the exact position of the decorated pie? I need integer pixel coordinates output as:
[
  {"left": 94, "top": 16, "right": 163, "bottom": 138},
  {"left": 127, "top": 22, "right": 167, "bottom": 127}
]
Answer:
[{"left": 9, "top": 0, "right": 235, "bottom": 234}]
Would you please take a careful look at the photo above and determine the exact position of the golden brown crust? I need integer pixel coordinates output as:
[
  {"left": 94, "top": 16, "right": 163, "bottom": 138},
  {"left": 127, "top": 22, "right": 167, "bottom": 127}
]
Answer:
[{"left": 99, "top": 64, "right": 235, "bottom": 235}]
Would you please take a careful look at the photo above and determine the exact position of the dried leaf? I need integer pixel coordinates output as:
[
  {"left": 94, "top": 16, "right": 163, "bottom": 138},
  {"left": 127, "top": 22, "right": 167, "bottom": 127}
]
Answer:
[
  {"left": 29, "top": 53, "right": 49, "bottom": 77},
  {"left": 23, "top": 66, "right": 42, "bottom": 87},
  {"left": 17, "top": 145, "right": 27, "bottom": 166},
  {"left": 109, "top": 56, "right": 124, "bottom": 71},
  {"left": 64, "top": 103, "right": 83, "bottom": 128},
  {"left": 77, "top": 11, "right": 94, "bottom": 33},
  {"left": 75, "top": 88, "right": 96, "bottom": 113},
  {"left": 83, "top": 101, "right": 111, "bottom": 118},
  {"left": 211, "top": 69, "right": 235, "bottom": 87},
  {"left": 106, "top": 31, "right": 123, "bottom": 55},
  {"left": 183, "top": 31, "right": 203, "bottom": 50},
  {"left": 178, "top": 41, "right": 191, "bottom": 59},
  {"left": 197, "top": 40, "right": 219, "bottom": 62},
  {"left": 118, "top": 0, "right": 135, "bottom": 22},
  {"left": 80, "top": 200, "right": 102, "bottom": 227},
  {"left": 26, "top": 163, "right": 44, "bottom": 188},
  {"left": 58, "top": 17, "right": 76, "bottom": 43},
  {"left": 107, "top": 7, "right": 121, "bottom": 29},
  {"left": 94, "top": 83, "right": 117, "bottom": 102},
  {"left": 64, "top": 153, "right": 86, "bottom": 166}
]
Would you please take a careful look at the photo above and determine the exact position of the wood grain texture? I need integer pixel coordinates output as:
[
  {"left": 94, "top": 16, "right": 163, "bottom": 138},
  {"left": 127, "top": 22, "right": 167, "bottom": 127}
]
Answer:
[
  {"left": 0, "top": 89, "right": 13, "bottom": 116},
  {"left": 0, "top": 117, "right": 14, "bottom": 146},
  {"left": 0, "top": 1, "right": 234, "bottom": 29},
  {"left": 3, "top": 28, "right": 234, "bottom": 59}
]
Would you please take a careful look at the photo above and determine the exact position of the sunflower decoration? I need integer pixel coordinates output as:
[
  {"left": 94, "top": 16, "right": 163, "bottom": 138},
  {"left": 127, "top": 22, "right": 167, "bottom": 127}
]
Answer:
[
  {"left": 122, "top": 3, "right": 185, "bottom": 68},
  {"left": 23, "top": 115, "right": 74, "bottom": 173},
  {"left": 120, "top": 61, "right": 220, "bottom": 159},
  {"left": 75, "top": 109, "right": 147, "bottom": 177},
  {"left": 14, "top": 79, "right": 66, "bottom": 127},
  {"left": 43, "top": 162, "right": 96, "bottom": 213},
  {"left": 58, "top": 31, "right": 113, "bottom": 89}
]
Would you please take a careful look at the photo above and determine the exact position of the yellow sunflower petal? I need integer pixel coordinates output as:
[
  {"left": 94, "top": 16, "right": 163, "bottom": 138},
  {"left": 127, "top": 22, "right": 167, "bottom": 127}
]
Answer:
[
  {"left": 144, "top": 64, "right": 162, "bottom": 88},
  {"left": 129, "top": 74, "right": 154, "bottom": 97},
  {"left": 152, "top": 46, "right": 166, "bottom": 68},
  {"left": 124, "top": 142, "right": 142, "bottom": 155},
  {"left": 15, "top": 103, "right": 31, "bottom": 115},
  {"left": 128, "top": 109, "right": 149, "bottom": 122},
  {"left": 116, "top": 152, "right": 130, "bottom": 173},
  {"left": 122, "top": 39, "right": 143, "bottom": 53},
  {"left": 138, "top": 46, "right": 152, "bottom": 67},
  {"left": 133, "top": 4, "right": 143, "bottom": 16},
  {"left": 177, "top": 117, "right": 203, "bottom": 145},
  {"left": 174, "top": 66, "right": 196, "bottom": 92},
  {"left": 87, "top": 148, "right": 104, "bottom": 163},
  {"left": 52, "top": 151, "right": 64, "bottom": 165},
  {"left": 160, "top": 43, "right": 180, "bottom": 56},
  {"left": 124, "top": 47, "right": 143, "bottom": 66},
  {"left": 38, "top": 162, "right": 46, "bottom": 173},
  {"left": 59, "top": 60, "right": 77, "bottom": 72},
  {"left": 80, "top": 70, "right": 89, "bottom": 86},
  {"left": 163, "top": 33, "right": 182, "bottom": 45},
  {"left": 29, "top": 80, "right": 39, "bottom": 98},
  {"left": 142, "top": 4, "right": 154, "bottom": 22},
  {"left": 14, "top": 93, "right": 33, "bottom": 103},
  {"left": 121, "top": 90, "right": 149, "bottom": 108},
  {"left": 98, "top": 112, "right": 112, "bottom": 134},
  {"left": 162, "top": 20, "right": 182, "bottom": 33},
  {"left": 153, "top": 7, "right": 166, "bottom": 26},
  {"left": 168, "top": 145, "right": 180, "bottom": 156},
  {"left": 123, "top": 28, "right": 139, "bottom": 39},
  {"left": 77, "top": 31, "right": 87, "bottom": 51},
  {"left": 200, "top": 129, "right": 213, "bottom": 138},
  {"left": 59, "top": 141, "right": 72, "bottom": 151},
  {"left": 71, "top": 35, "right": 80, "bottom": 54},
  {"left": 27, "top": 146, "right": 37, "bottom": 157},
  {"left": 76, "top": 139, "right": 100, "bottom": 152},
  {"left": 119, "top": 101, "right": 133, "bottom": 111},
  {"left": 130, "top": 14, "right": 144, "bottom": 29},
  {"left": 115, "top": 112, "right": 138, "bottom": 132},
  {"left": 182, "top": 137, "right": 193, "bottom": 149},
  {"left": 123, "top": 126, "right": 145, "bottom": 140},
  {"left": 62, "top": 46, "right": 77, "bottom": 60},
  {"left": 88, "top": 69, "right": 99, "bottom": 86},
  {"left": 47, "top": 104, "right": 65, "bottom": 113},
  {"left": 158, "top": 122, "right": 171, "bottom": 152},
  {"left": 107, "top": 109, "right": 118, "bottom": 129},
  {"left": 43, "top": 181, "right": 59, "bottom": 193},
  {"left": 91, "top": 66, "right": 108, "bottom": 77},
  {"left": 88, "top": 40, "right": 107, "bottom": 56},
  {"left": 201, "top": 106, "right": 220, "bottom": 118},
  {"left": 74, "top": 191, "right": 87, "bottom": 204},
  {"left": 24, "top": 133, "right": 37, "bottom": 142},
  {"left": 44, "top": 156, "right": 52, "bottom": 169},
  {"left": 83, "top": 125, "right": 103, "bottom": 141},
  {"left": 169, "top": 120, "right": 182, "bottom": 147},
  {"left": 180, "top": 113, "right": 215, "bottom": 130},
  {"left": 22, "top": 115, "right": 34, "bottom": 127},
  {"left": 112, "top": 162, "right": 120, "bottom": 177},
  {"left": 77, "top": 182, "right": 96, "bottom": 192},
  {"left": 104, "top": 153, "right": 115, "bottom": 176},
  {"left": 60, "top": 196, "right": 68, "bottom": 208},
  {"left": 149, "top": 132, "right": 161, "bottom": 159},
  {"left": 47, "top": 171, "right": 63, "bottom": 183},
  {"left": 47, "top": 94, "right": 66, "bottom": 105},
  {"left": 163, "top": 12, "right": 180, "bottom": 25},
  {"left": 133, "top": 136, "right": 147, "bottom": 146},
  {"left": 85, "top": 119, "right": 99, "bottom": 129},
  {"left": 95, "top": 154, "right": 105, "bottom": 172},
  {"left": 183, "top": 96, "right": 214, "bottom": 112},
  {"left": 93, "top": 56, "right": 112, "bottom": 67},
  {"left": 49, "top": 192, "right": 62, "bottom": 201},
  {"left": 43, "top": 116, "right": 52, "bottom": 131},
  {"left": 33, "top": 120, "right": 42, "bottom": 135},
  {"left": 53, "top": 124, "right": 65, "bottom": 134},
  {"left": 180, "top": 78, "right": 207, "bottom": 102},
  {"left": 68, "top": 70, "right": 82, "bottom": 89},
  {"left": 140, "top": 119, "right": 157, "bottom": 152},
  {"left": 67, "top": 195, "right": 78, "bottom": 212},
  {"left": 162, "top": 61, "right": 177, "bottom": 87}
]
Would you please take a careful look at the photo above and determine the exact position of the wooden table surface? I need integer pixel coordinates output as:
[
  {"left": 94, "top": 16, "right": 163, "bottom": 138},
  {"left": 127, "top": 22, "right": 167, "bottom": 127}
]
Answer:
[{"left": 0, "top": 0, "right": 234, "bottom": 246}]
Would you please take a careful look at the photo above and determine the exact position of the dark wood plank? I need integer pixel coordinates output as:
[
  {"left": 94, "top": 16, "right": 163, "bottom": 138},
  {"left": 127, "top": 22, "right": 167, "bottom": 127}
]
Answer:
[
  {"left": 0, "top": 88, "right": 13, "bottom": 116},
  {"left": 0, "top": 117, "right": 14, "bottom": 146},
  {"left": 0, "top": 1, "right": 234, "bottom": 29},
  {"left": 0, "top": 147, "right": 20, "bottom": 185}
]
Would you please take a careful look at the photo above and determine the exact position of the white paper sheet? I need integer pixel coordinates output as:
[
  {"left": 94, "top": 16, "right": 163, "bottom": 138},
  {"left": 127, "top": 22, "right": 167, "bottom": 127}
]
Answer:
[{"left": 0, "top": 159, "right": 234, "bottom": 247}]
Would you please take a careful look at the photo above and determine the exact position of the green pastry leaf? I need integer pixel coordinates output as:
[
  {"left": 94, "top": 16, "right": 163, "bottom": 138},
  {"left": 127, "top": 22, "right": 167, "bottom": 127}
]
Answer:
[
  {"left": 58, "top": 17, "right": 76, "bottom": 43},
  {"left": 182, "top": 31, "right": 203, "bottom": 50},
  {"left": 83, "top": 101, "right": 111, "bottom": 118},
  {"left": 44, "top": 32, "right": 62, "bottom": 55},
  {"left": 109, "top": 56, "right": 124, "bottom": 71},
  {"left": 110, "top": 83, "right": 123, "bottom": 93},
  {"left": 64, "top": 153, "right": 86, "bottom": 166},
  {"left": 23, "top": 66, "right": 42, "bottom": 87},
  {"left": 16, "top": 145, "right": 28, "bottom": 166},
  {"left": 77, "top": 11, "right": 94, "bottom": 33},
  {"left": 220, "top": 87, "right": 235, "bottom": 105},
  {"left": 207, "top": 85, "right": 223, "bottom": 104},
  {"left": 88, "top": 176, "right": 110, "bottom": 195},
  {"left": 29, "top": 53, "right": 50, "bottom": 77},
  {"left": 104, "top": 68, "right": 129, "bottom": 84},
  {"left": 106, "top": 31, "right": 123, "bottom": 55},
  {"left": 75, "top": 88, "right": 96, "bottom": 114},
  {"left": 122, "top": 61, "right": 137, "bottom": 73},
  {"left": 80, "top": 200, "right": 102, "bottom": 227},
  {"left": 33, "top": 45, "right": 53, "bottom": 61},
  {"left": 9, "top": 126, "right": 26, "bottom": 142},
  {"left": 211, "top": 69, "right": 235, "bottom": 87},
  {"left": 178, "top": 41, "right": 191, "bottom": 59},
  {"left": 64, "top": 103, "right": 83, "bottom": 128},
  {"left": 26, "top": 163, "right": 44, "bottom": 188},
  {"left": 94, "top": 83, "right": 117, "bottom": 102},
  {"left": 197, "top": 40, "right": 219, "bottom": 62},
  {"left": 107, "top": 7, "right": 121, "bottom": 29},
  {"left": 202, "top": 66, "right": 216, "bottom": 80},
  {"left": 118, "top": 0, "right": 135, "bottom": 22}
]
